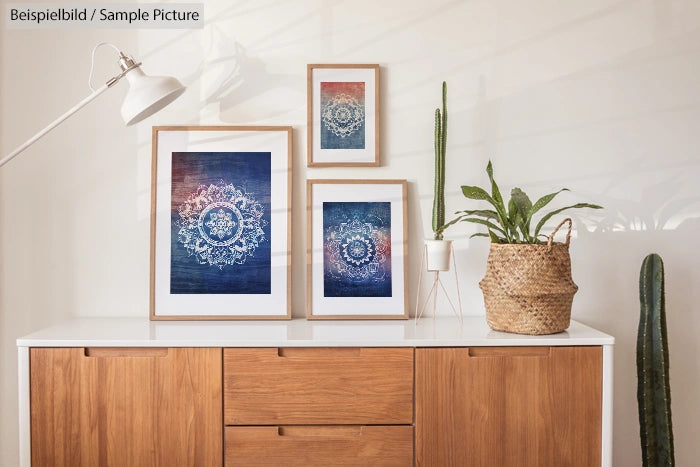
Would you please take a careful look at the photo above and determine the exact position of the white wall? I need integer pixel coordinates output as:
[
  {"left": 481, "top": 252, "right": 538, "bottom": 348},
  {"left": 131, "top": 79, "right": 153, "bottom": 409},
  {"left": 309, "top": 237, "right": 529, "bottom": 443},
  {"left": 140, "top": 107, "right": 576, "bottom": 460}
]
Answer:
[{"left": 2, "top": 0, "right": 699, "bottom": 465}]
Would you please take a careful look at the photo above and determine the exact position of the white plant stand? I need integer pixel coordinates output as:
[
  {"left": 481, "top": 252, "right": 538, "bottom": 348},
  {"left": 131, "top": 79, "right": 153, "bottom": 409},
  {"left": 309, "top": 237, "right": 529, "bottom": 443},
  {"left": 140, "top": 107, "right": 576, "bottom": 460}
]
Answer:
[{"left": 415, "top": 242, "right": 463, "bottom": 324}]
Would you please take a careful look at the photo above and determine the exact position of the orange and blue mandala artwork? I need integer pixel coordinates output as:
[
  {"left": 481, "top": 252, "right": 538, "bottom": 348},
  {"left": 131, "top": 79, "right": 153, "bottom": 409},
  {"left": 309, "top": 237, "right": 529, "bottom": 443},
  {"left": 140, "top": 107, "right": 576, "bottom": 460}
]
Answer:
[
  {"left": 170, "top": 151, "right": 271, "bottom": 295},
  {"left": 323, "top": 202, "right": 392, "bottom": 297},
  {"left": 320, "top": 81, "right": 366, "bottom": 150}
]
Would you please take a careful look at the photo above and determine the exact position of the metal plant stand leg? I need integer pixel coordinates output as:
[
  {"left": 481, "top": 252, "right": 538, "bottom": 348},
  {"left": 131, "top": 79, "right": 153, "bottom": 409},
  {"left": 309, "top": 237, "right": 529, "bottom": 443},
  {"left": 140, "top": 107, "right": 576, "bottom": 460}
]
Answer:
[{"left": 415, "top": 244, "right": 463, "bottom": 324}]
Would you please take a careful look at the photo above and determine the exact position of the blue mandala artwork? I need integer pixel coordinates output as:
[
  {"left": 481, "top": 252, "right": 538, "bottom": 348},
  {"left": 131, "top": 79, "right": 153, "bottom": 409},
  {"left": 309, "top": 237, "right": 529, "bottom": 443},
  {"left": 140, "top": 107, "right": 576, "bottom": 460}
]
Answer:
[
  {"left": 170, "top": 152, "right": 271, "bottom": 295},
  {"left": 176, "top": 183, "right": 265, "bottom": 267},
  {"left": 320, "top": 81, "right": 366, "bottom": 150},
  {"left": 323, "top": 202, "right": 392, "bottom": 297}
]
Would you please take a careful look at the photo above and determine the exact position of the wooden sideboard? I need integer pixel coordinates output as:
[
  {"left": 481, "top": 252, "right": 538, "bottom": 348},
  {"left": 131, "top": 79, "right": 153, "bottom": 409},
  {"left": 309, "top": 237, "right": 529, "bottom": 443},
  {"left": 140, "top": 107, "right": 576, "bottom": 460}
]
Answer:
[{"left": 17, "top": 318, "right": 614, "bottom": 466}]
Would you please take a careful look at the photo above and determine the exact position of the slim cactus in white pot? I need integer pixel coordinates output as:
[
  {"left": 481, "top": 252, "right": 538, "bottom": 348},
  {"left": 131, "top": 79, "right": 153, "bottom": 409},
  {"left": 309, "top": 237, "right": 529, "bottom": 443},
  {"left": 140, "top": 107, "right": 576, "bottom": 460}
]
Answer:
[
  {"left": 425, "top": 81, "right": 452, "bottom": 271},
  {"left": 416, "top": 81, "right": 463, "bottom": 323}
]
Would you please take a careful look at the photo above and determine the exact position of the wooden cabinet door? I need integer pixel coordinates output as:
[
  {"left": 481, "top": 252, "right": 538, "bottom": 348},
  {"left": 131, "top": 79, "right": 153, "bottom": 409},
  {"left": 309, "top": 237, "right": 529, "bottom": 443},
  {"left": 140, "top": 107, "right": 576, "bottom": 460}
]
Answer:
[
  {"left": 30, "top": 347, "right": 222, "bottom": 467},
  {"left": 416, "top": 346, "right": 602, "bottom": 467}
]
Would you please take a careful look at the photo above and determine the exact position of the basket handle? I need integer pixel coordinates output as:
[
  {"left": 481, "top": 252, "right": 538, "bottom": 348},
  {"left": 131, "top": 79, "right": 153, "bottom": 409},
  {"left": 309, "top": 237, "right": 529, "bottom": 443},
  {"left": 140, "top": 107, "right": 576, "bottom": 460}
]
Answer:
[{"left": 547, "top": 218, "right": 573, "bottom": 247}]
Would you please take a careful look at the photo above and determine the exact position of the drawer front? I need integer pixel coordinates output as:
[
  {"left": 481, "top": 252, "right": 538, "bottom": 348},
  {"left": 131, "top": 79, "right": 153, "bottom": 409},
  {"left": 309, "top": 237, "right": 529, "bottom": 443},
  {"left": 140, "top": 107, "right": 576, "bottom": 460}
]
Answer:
[
  {"left": 224, "top": 347, "right": 413, "bottom": 425},
  {"left": 224, "top": 425, "right": 414, "bottom": 466}
]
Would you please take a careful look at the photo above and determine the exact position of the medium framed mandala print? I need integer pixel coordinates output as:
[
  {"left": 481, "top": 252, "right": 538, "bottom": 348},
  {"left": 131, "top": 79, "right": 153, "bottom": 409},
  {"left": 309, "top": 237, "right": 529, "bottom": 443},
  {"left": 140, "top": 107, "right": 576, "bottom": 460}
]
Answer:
[
  {"left": 150, "top": 126, "right": 291, "bottom": 320},
  {"left": 307, "top": 64, "right": 379, "bottom": 167},
  {"left": 306, "top": 179, "right": 408, "bottom": 319}
]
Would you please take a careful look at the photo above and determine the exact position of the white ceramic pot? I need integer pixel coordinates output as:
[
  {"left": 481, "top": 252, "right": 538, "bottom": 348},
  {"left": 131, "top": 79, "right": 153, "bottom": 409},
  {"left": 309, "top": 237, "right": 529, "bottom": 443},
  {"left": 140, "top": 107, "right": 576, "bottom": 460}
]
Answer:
[{"left": 425, "top": 239, "right": 453, "bottom": 272}]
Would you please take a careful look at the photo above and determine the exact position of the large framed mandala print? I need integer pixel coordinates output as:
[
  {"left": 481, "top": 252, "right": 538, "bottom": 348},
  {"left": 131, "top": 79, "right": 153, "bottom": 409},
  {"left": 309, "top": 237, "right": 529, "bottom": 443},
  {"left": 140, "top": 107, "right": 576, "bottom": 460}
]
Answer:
[
  {"left": 307, "top": 180, "right": 408, "bottom": 319},
  {"left": 150, "top": 126, "right": 292, "bottom": 320},
  {"left": 307, "top": 64, "right": 379, "bottom": 167}
]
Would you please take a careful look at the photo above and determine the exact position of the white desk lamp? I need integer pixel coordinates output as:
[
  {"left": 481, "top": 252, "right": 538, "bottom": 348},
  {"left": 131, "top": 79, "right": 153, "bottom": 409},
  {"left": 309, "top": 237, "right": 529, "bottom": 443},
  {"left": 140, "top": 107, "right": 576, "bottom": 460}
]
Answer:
[{"left": 0, "top": 42, "right": 186, "bottom": 168}]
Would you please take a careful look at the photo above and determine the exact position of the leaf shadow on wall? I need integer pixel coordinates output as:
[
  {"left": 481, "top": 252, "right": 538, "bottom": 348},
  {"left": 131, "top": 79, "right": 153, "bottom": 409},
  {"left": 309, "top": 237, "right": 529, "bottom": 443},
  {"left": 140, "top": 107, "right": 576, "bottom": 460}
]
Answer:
[
  {"left": 570, "top": 160, "right": 700, "bottom": 467},
  {"left": 185, "top": 27, "right": 302, "bottom": 122}
]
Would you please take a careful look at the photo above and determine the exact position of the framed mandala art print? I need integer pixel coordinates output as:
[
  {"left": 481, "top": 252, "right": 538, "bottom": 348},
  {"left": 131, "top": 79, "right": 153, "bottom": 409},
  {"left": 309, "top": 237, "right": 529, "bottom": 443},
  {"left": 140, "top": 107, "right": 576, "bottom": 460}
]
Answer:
[
  {"left": 307, "top": 180, "right": 408, "bottom": 319},
  {"left": 150, "top": 126, "right": 291, "bottom": 320},
  {"left": 307, "top": 64, "right": 379, "bottom": 167}
]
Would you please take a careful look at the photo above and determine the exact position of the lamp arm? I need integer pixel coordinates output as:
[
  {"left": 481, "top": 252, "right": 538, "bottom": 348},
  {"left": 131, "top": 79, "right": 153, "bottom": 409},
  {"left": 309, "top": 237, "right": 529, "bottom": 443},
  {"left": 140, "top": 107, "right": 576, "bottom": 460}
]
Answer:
[
  {"left": 1, "top": 44, "right": 184, "bottom": 169},
  {"left": 0, "top": 82, "right": 113, "bottom": 169}
]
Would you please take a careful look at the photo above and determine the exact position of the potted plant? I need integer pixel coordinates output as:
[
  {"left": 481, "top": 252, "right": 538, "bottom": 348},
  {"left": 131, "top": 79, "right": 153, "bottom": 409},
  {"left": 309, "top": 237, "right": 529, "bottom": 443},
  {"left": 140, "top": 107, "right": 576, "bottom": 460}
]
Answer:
[
  {"left": 416, "top": 81, "right": 464, "bottom": 323},
  {"left": 452, "top": 160, "right": 603, "bottom": 334},
  {"left": 426, "top": 81, "right": 452, "bottom": 271}
]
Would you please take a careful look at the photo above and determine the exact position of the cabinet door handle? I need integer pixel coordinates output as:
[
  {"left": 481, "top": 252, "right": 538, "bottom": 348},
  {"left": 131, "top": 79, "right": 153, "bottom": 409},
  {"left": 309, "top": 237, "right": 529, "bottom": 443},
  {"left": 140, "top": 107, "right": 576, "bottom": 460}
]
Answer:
[
  {"left": 276, "top": 347, "right": 362, "bottom": 358},
  {"left": 468, "top": 346, "right": 550, "bottom": 358},
  {"left": 84, "top": 347, "right": 169, "bottom": 358}
]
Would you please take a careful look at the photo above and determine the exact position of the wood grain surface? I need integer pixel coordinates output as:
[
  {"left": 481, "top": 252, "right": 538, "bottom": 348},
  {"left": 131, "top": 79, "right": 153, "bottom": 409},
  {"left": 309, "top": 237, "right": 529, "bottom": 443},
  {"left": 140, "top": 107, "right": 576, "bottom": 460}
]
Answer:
[
  {"left": 416, "top": 346, "right": 602, "bottom": 467},
  {"left": 30, "top": 347, "right": 222, "bottom": 467},
  {"left": 224, "top": 425, "right": 413, "bottom": 466},
  {"left": 224, "top": 347, "right": 414, "bottom": 425}
]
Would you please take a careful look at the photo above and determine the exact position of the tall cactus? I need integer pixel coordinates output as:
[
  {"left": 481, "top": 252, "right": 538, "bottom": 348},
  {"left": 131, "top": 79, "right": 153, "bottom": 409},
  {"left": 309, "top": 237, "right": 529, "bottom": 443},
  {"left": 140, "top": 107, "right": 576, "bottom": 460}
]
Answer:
[
  {"left": 432, "top": 81, "right": 447, "bottom": 240},
  {"left": 637, "top": 253, "right": 674, "bottom": 466}
]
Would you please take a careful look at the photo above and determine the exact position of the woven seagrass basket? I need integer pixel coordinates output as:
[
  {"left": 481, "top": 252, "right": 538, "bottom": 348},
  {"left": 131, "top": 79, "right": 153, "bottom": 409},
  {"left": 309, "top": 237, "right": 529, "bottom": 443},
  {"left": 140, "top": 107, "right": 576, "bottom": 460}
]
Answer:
[{"left": 479, "top": 218, "right": 578, "bottom": 335}]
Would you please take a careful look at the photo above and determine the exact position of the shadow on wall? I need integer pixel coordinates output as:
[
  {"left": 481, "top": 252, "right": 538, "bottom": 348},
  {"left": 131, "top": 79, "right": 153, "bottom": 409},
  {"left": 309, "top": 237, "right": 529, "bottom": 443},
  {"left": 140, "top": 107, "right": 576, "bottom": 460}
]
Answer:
[
  {"left": 593, "top": 163, "right": 700, "bottom": 232},
  {"left": 571, "top": 160, "right": 700, "bottom": 466},
  {"left": 186, "top": 26, "right": 303, "bottom": 122}
]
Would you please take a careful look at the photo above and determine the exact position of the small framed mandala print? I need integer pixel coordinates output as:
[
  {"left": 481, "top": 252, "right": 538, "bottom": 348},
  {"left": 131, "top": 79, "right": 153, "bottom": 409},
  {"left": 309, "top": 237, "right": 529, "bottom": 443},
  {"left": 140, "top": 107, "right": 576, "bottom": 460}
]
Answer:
[
  {"left": 150, "top": 126, "right": 291, "bottom": 320},
  {"left": 306, "top": 179, "right": 408, "bottom": 319},
  {"left": 307, "top": 64, "right": 380, "bottom": 167}
]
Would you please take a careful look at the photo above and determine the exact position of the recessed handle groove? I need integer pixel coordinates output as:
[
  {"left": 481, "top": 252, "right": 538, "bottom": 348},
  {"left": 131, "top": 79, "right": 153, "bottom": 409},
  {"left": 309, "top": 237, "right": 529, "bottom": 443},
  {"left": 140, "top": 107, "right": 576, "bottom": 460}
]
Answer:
[
  {"left": 84, "top": 347, "right": 169, "bottom": 358},
  {"left": 277, "top": 426, "right": 363, "bottom": 437},
  {"left": 468, "top": 346, "right": 550, "bottom": 358},
  {"left": 277, "top": 347, "right": 361, "bottom": 358}
]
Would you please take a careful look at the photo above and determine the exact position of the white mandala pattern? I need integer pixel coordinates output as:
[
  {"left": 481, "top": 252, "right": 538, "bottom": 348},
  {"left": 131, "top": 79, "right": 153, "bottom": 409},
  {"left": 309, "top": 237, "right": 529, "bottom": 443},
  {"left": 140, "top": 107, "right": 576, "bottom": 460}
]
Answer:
[
  {"left": 321, "top": 93, "right": 365, "bottom": 138},
  {"left": 326, "top": 218, "right": 389, "bottom": 282},
  {"left": 342, "top": 234, "right": 375, "bottom": 266},
  {"left": 205, "top": 208, "right": 235, "bottom": 240},
  {"left": 176, "top": 182, "right": 266, "bottom": 269}
]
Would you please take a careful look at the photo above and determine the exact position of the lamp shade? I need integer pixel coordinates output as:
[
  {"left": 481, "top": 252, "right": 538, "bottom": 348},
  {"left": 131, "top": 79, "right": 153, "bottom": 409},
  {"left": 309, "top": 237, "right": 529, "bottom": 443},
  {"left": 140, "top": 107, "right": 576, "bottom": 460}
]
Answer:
[{"left": 120, "top": 67, "right": 186, "bottom": 125}]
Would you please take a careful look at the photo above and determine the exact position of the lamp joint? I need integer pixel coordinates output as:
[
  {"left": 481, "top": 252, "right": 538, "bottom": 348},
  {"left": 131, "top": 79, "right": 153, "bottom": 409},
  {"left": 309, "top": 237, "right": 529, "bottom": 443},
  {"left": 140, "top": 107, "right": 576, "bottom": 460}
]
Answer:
[{"left": 118, "top": 52, "right": 142, "bottom": 74}]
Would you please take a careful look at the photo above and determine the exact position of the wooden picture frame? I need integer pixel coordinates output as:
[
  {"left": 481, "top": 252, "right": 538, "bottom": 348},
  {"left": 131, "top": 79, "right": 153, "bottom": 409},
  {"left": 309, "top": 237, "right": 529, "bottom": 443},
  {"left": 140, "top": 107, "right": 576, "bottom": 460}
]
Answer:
[
  {"left": 150, "top": 126, "right": 292, "bottom": 320},
  {"left": 307, "top": 179, "right": 408, "bottom": 319},
  {"left": 307, "top": 64, "right": 380, "bottom": 167}
]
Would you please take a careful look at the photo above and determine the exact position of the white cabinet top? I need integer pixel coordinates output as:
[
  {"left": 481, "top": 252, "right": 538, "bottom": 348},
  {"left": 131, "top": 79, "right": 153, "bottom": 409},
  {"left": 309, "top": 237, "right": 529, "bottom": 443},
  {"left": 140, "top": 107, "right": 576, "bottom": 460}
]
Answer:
[{"left": 17, "top": 317, "right": 613, "bottom": 347}]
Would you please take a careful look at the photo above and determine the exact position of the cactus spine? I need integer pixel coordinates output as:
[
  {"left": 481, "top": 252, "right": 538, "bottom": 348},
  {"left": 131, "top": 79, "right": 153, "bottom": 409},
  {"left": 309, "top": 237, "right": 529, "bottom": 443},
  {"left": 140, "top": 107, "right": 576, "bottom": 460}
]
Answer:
[
  {"left": 637, "top": 253, "right": 674, "bottom": 466},
  {"left": 432, "top": 81, "right": 447, "bottom": 240}
]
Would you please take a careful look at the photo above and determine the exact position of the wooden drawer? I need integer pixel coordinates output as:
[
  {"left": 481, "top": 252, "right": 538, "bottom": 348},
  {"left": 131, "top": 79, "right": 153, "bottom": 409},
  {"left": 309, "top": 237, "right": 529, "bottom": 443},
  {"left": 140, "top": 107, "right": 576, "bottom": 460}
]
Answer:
[
  {"left": 224, "top": 425, "right": 414, "bottom": 466},
  {"left": 224, "top": 347, "right": 413, "bottom": 425}
]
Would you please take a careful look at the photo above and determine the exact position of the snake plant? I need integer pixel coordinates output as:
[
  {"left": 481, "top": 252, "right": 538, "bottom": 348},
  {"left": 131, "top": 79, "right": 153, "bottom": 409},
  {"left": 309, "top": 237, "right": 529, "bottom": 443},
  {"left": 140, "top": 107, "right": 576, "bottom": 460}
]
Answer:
[{"left": 442, "top": 160, "right": 602, "bottom": 243}]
